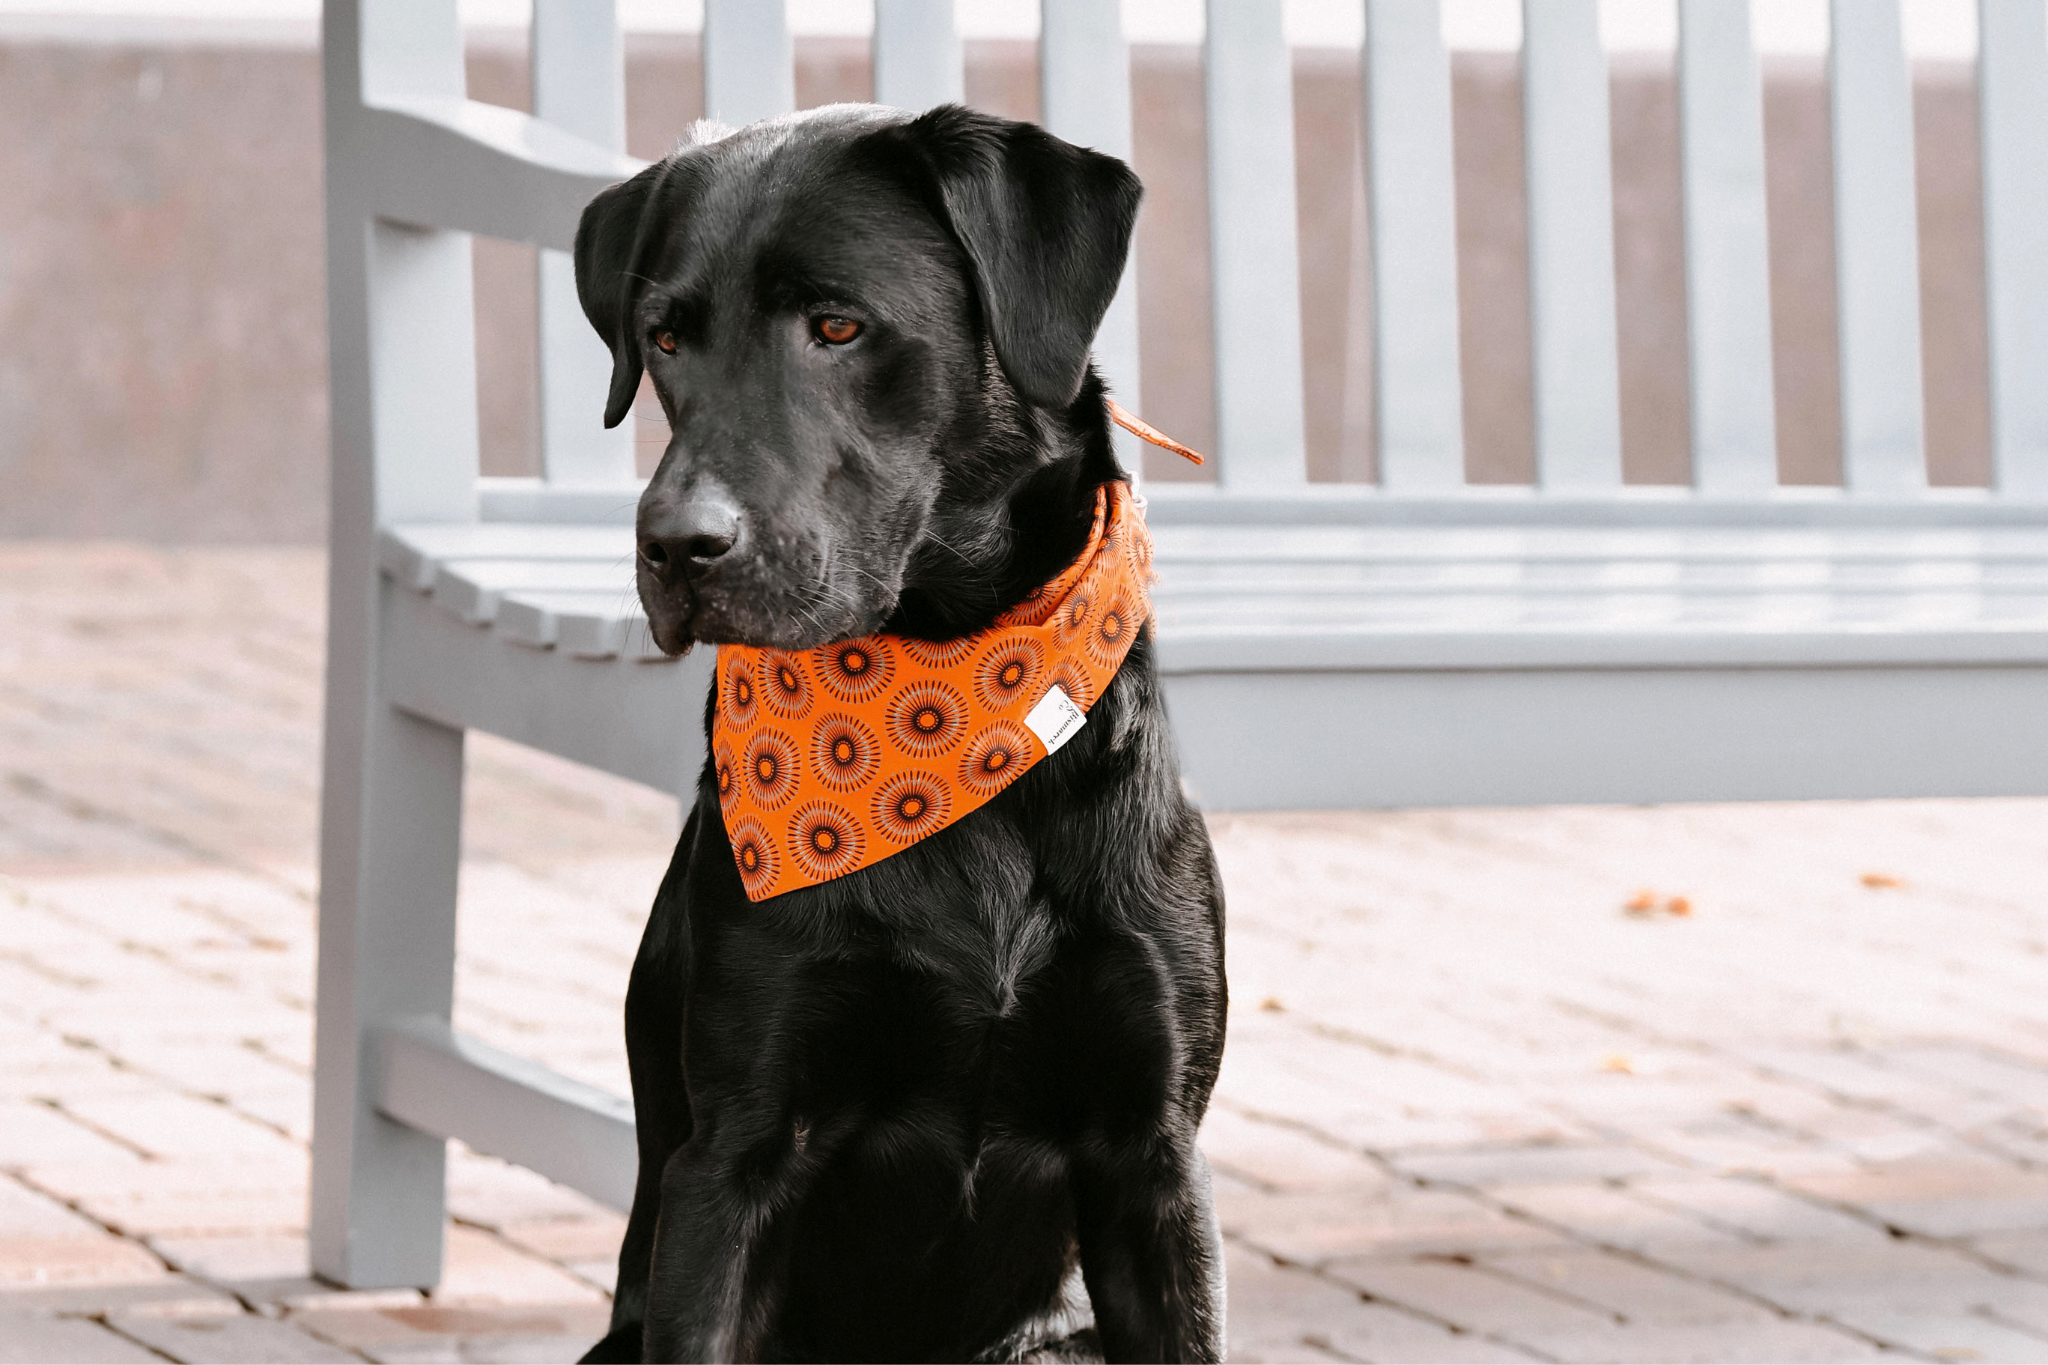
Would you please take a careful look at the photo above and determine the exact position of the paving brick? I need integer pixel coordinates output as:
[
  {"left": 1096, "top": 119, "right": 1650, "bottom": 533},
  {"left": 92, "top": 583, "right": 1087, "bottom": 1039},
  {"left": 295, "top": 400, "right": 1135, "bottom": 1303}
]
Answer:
[
  {"left": 0, "top": 1178, "right": 105, "bottom": 1239},
  {"left": 445, "top": 1148, "right": 610, "bottom": 1232},
  {"left": 1970, "top": 1228, "right": 2048, "bottom": 1278},
  {"left": 28, "top": 1157, "right": 308, "bottom": 1237},
  {"left": 0, "top": 1275, "right": 236, "bottom": 1316},
  {"left": 1652, "top": 1236, "right": 2022, "bottom": 1317},
  {"left": 1823, "top": 1309, "right": 2048, "bottom": 1364},
  {"left": 110, "top": 1307, "right": 362, "bottom": 1363},
  {"left": 1485, "top": 1246, "right": 1775, "bottom": 1325},
  {"left": 1326, "top": 1258, "right": 1617, "bottom": 1344},
  {"left": 0, "top": 1234, "right": 165, "bottom": 1289},
  {"left": 1224, "top": 1243, "right": 1535, "bottom": 1363},
  {"left": 0, "top": 1101, "right": 150, "bottom": 1168},
  {"left": 56, "top": 1091, "right": 301, "bottom": 1163},
  {"left": 434, "top": 1226, "right": 606, "bottom": 1307},
  {"left": 1199, "top": 1106, "right": 1390, "bottom": 1193},
  {"left": 1512, "top": 1319, "right": 1889, "bottom": 1363},
  {"left": 1483, "top": 1181, "right": 1746, "bottom": 1253},
  {"left": 1394, "top": 1143, "right": 1689, "bottom": 1188},
  {"left": 0, "top": 1313, "right": 163, "bottom": 1363},
  {"left": 1781, "top": 1156, "right": 2048, "bottom": 1238},
  {"left": 1218, "top": 1185, "right": 1567, "bottom": 1267},
  {"left": 1625, "top": 1175, "right": 1888, "bottom": 1244},
  {"left": 149, "top": 1232, "right": 309, "bottom": 1283},
  {"left": 287, "top": 1301, "right": 613, "bottom": 1354}
]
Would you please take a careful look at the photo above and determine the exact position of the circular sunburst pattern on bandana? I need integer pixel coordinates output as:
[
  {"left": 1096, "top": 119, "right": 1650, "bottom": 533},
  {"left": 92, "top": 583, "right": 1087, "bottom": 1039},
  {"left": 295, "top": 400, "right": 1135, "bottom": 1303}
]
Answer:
[
  {"left": 759, "top": 650, "right": 813, "bottom": 719},
  {"left": 788, "top": 801, "right": 865, "bottom": 880},
  {"left": 886, "top": 679, "right": 968, "bottom": 757},
  {"left": 972, "top": 636, "right": 1045, "bottom": 712},
  {"left": 817, "top": 636, "right": 895, "bottom": 703},
  {"left": 742, "top": 729, "right": 799, "bottom": 809},
  {"left": 958, "top": 719, "right": 1034, "bottom": 798},
  {"left": 899, "top": 633, "right": 982, "bottom": 669},
  {"left": 720, "top": 657, "right": 759, "bottom": 729},
  {"left": 1084, "top": 587, "right": 1139, "bottom": 670},
  {"left": 713, "top": 738, "right": 738, "bottom": 811},
  {"left": 870, "top": 770, "right": 951, "bottom": 845},
  {"left": 727, "top": 815, "right": 778, "bottom": 898},
  {"left": 809, "top": 712, "right": 880, "bottom": 793},
  {"left": 1050, "top": 590, "right": 1093, "bottom": 652},
  {"left": 1001, "top": 582, "right": 1062, "bottom": 627},
  {"left": 1036, "top": 657, "right": 1096, "bottom": 712}
]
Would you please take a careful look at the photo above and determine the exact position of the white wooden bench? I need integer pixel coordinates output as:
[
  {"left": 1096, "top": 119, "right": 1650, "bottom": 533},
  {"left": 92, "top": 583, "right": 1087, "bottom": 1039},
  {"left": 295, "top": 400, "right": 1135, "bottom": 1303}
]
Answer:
[{"left": 312, "top": 0, "right": 2048, "bottom": 1288}]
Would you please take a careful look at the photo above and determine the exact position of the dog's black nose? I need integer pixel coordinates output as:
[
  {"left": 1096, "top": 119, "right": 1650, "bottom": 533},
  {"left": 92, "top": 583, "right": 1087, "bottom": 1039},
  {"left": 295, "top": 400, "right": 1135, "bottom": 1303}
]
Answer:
[{"left": 641, "top": 492, "right": 741, "bottom": 573}]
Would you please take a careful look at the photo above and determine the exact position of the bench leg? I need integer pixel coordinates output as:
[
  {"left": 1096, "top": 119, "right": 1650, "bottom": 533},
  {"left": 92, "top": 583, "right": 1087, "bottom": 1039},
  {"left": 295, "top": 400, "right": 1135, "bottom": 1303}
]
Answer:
[{"left": 310, "top": 627, "right": 465, "bottom": 1289}]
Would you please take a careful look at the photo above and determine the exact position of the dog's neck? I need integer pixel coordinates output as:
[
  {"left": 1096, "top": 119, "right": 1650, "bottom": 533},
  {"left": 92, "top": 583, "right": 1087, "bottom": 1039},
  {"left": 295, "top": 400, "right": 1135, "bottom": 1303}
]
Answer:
[{"left": 886, "top": 370, "right": 1125, "bottom": 643}]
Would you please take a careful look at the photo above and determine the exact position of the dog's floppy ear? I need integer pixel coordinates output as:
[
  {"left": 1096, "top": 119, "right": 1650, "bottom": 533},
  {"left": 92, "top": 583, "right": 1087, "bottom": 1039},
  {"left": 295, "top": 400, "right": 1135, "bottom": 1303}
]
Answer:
[
  {"left": 893, "top": 105, "right": 1142, "bottom": 409},
  {"left": 574, "top": 161, "right": 667, "bottom": 429}
]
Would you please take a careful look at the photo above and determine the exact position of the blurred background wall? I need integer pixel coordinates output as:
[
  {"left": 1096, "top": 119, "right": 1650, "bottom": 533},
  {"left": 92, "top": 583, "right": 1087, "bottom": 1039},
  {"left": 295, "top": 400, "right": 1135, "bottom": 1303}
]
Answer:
[{"left": 0, "top": 25, "right": 1993, "bottom": 540}]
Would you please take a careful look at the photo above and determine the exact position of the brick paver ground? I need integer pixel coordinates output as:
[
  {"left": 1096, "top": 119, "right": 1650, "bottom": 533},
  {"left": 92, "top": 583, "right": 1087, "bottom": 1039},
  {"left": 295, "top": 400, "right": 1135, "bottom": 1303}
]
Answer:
[{"left": 6, "top": 541, "right": 2048, "bottom": 1362}]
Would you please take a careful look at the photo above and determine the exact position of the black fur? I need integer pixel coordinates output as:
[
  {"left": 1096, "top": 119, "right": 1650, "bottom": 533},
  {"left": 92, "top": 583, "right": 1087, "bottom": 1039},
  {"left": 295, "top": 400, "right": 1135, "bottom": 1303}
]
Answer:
[{"left": 572, "top": 103, "right": 1227, "bottom": 1363}]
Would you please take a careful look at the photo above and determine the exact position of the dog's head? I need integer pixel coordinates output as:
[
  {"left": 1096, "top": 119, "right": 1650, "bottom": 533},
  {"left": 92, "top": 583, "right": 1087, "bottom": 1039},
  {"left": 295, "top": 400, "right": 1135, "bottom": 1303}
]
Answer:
[{"left": 574, "top": 104, "right": 1141, "bottom": 656}]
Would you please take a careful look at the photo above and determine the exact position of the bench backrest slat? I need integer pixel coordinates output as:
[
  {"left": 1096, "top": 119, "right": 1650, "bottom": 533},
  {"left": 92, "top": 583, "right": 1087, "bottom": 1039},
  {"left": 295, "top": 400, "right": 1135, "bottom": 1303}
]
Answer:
[
  {"left": 1364, "top": 0, "right": 1465, "bottom": 490},
  {"left": 1522, "top": 0, "right": 1624, "bottom": 491},
  {"left": 1042, "top": 0, "right": 1144, "bottom": 461},
  {"left": 1204, "top": 0, "right": 1309, "bottom": 489},
  {"left": 1830, "top": 0, "right": 1927, "bottom": 494},
  {"left": 533, "top": 0, "right": 633, "bottom": 485},
  {"left": 705, "top": 0, "right": 794, "bottom": 128},
  {"left": 1678, "top": 0, "right": 1778, "bottom": 494},
  {"left": 1980, "top": 0, "right": 2048, "bottom": 497},
  {"left": 874, "top": 0, "right": 963, "bottom": 112}
]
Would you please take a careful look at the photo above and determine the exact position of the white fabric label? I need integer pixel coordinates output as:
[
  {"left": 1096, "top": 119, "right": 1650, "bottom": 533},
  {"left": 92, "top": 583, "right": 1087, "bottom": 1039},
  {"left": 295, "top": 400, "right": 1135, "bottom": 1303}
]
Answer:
[{"left": 1024, "top": 685, "right": 1087, "bottom": 755}]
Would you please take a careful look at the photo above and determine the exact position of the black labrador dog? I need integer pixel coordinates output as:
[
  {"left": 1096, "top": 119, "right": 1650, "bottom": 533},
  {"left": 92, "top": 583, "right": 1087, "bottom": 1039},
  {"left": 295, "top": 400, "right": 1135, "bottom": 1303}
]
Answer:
[{"left": 571, "top": 102, "right": 1227, "bottom": 1364}]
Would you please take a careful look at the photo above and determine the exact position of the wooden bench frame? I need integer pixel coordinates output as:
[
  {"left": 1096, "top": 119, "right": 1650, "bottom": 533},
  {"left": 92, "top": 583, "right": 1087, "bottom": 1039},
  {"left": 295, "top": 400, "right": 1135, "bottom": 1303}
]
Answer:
[{"left": 313, "top": 0, "right": 2048, "bottom": 1288}]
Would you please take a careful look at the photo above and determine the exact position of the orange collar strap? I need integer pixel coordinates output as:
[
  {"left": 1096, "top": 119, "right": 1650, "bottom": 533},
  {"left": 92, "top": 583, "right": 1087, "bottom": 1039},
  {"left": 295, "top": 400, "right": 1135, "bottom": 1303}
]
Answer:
[{"left": 714, "top": 481, "right": 1154, "bottom": 900}]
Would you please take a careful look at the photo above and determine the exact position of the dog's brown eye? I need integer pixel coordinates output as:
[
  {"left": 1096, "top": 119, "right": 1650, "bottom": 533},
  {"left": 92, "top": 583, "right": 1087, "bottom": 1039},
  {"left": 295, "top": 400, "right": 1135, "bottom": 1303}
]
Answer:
[
  {"left": 654, "top": 331, "right": 677, "bottom": 355},
  {"left": 813, "top": 316, "right": 861, "bottom": 345}
]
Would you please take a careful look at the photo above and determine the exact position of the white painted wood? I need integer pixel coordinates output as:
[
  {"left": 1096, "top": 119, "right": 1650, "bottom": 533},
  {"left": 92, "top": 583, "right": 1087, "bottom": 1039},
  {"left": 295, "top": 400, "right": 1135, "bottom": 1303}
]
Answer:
[
  {"left": 381, "top": 581, "right": 708, "bottom": 793},
  {"left": 534, "top": 0, "right": 634, "bottom": 484},
  {"left": 704, "top": 0, "right": 794, "bottom": 127},
  {"left": 379, "top": 1018, "right": 636, "bottom": 1212},
  {"left": 1979, "top": 0, "right": 2048, "bottom": 498},
  {"left": 874, "top": 0, "right": 963, "bottom": 111},
  {"left": 1678, "top": 0, "right": 1778, "bottom": 494},
  {"left": 314, "top": 0, "right": 477, "bottom": 1291},
  {"left": 1521, "top": 0, "right": 1624, "bottom": 490},
  {"left": 362, "top": 100, "right": 641, "bottom": 252},
  {"left": 1042, "top": 0, "right": 1145, "bottom": 475},
  {"left": 1205, "top": 0, "right": 1308, "bottom": 488},
  {"left": 1162, "top": 663, "right": 2048, "bottom": 809},
  {"left": 1363, "top": 0, "right": 1465, "bottom": 490},
  {"left": 1830, "top": 0, "right": 1927, "bottom": 494}
]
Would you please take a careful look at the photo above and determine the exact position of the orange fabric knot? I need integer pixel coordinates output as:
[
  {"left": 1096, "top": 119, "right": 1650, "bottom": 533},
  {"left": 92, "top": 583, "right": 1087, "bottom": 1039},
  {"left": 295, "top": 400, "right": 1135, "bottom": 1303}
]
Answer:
[{"left": 714, "top": 480, "right": 1156, "bottom": 901}]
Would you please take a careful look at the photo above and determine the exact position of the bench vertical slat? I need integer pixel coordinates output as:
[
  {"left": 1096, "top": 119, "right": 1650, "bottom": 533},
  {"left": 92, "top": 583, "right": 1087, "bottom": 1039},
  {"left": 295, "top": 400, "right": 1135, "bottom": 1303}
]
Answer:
[
  {"left": 1830, "top": 0, "right": 1927, "bottom": 494},
  {"left": 1979, "top": 0, "right": 2048, "bottom": 498},
  {"left": 1522, "top": 0, "right": 1623, "bottom": 491},
  {"left": 1364, "top": 0, "right": 1465, "bottom": 490},
  {"left": 1205, "top": 0, "right": 1309, "bottom": 488},
  {"left": 1044, "top": 0, "right": 1144, "bottom": 473},
  {"left": 875, "top": 0, "right": 963, "bottom": 111},
  {"left": 1679, "top": 0, "right": 1778, "bottom": 494},
  {"left": 705, "top": 0, "right": 794, "bottom": 127},
  {"left": 533, "top": 0, "right": 634, "bottom": 485}
]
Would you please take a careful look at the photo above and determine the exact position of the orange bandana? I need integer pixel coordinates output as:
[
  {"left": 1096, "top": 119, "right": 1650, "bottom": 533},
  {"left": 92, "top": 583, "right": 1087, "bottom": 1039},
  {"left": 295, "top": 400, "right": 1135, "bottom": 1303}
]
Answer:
[{"left": 713, "top": 480, "right": 1154, "bottom": 901}]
